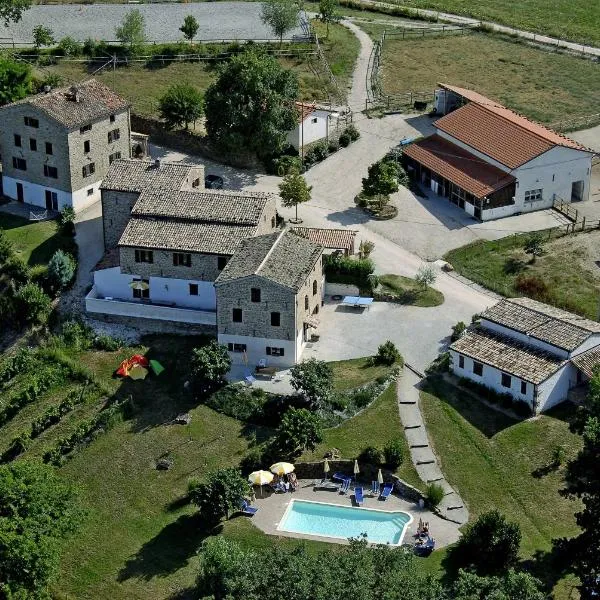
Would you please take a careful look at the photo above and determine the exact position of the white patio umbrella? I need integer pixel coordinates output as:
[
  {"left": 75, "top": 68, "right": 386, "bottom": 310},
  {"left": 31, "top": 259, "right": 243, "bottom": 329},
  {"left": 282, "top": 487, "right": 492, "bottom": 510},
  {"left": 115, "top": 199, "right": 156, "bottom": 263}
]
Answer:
[
  {"left": 353, "top": 459, "right": 360, "bottom": 487},
  {"left": 270, "top": 462, "right": 295, "bottom": 476},
  {"left": 377, "top": 468, "right": 384, "bottom": 485},
  {"left": 323, "top": 458, "right": 330, "bottom": 480},
  {"left": 248, "top": 470, "right": 274, "bottom": 498}
]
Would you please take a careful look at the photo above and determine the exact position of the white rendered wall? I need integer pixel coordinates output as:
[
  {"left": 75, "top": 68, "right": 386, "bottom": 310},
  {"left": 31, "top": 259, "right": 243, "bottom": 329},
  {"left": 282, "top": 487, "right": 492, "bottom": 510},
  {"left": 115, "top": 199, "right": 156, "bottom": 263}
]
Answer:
[
  {"left": 286, "top": 111, "right": 330, "bottom": 150},
  {"left": 570, "top": 334, "right": 600, "bottom": 358},
  {"left": 450, "top": 350, "right": 535, "bottom": 407},
  {"left": 2, "top": 175, "right": 101, "bottom": 212},
  {"left": 218, "top": 333, "right": 297, "bottom": 369},
  {"left": 93, "top": 267, "right": 216, "bottom": 310},
  {"left": 536, "top": 363, "right": 576, "bottom": 412}
]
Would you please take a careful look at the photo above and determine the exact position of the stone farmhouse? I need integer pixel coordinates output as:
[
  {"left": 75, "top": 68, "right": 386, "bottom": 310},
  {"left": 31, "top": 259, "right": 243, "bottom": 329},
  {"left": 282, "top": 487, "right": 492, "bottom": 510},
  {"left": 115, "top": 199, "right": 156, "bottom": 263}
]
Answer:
[
  {"left": 86, "top": 158, "right": 324, "bottom": 368},
  {"left": 403, "top": 83, "right": 594, "bottom": 221},
  {"left": 449, "top": 297, "right": 600, "bottom": 413},
  {"left": 0, "top": 79, "right": 131, "bottom": 213}
]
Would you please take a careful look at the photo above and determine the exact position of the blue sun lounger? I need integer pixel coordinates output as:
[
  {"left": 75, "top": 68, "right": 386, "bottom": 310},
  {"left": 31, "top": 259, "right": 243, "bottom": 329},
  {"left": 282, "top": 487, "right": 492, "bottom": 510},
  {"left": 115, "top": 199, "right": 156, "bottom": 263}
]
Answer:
[
  {"left": 333, "top": 472, "right": 352, "bottom": 483},
  {"left": 354, "top": 486, "right": 364, "bottom": 506},
  {"left": 379, "top": 483, "right": 393, "bottom": 500},
  {"left": 339, "top": 479, "right": 351, "bottom": 495},
  {"left": 240, "top": 500, "right": 258, "bottom": 516}
]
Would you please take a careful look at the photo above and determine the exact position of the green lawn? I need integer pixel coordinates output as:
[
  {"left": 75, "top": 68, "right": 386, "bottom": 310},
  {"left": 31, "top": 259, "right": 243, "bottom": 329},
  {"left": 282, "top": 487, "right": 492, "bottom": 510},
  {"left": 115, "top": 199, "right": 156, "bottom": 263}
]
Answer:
[
  {"left": 329, "top": 356, "right": 396, "bottom": 391},
  {"left": 388, "top": 0, "right": 600, "bottom": 46},
  {"left": 420, "top": 376, "right": 582, "bottom": 593},
  {"left": 377, "top": 31, "right": 600, "bottom": 125},
  {"left": 0, "top": 213, "right": 71, "bottom": 265},
  {"left": 39, "top": 22, "right": 358, "bottom": 119},
  {"left": 304, "top": 382, "right": 424, "bottom": 491},
  {"left": 444, "top": 230, "right": 600, "bottom": 319},
  {"left": 377, "top": 274, "right": 444, "bottom": 307}
]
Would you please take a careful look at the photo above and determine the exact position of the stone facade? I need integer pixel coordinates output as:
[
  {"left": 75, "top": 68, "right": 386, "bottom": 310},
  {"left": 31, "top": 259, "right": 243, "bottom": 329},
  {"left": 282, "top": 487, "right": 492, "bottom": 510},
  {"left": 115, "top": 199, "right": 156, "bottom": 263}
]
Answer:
[
  {"left": 216, "top": 274, "right": 297, "bottom": 342},
  {"left": 120, "top": 246, "right": 229, "bottom": 282},
  {"left": 66, "top": 110, "right": 131, "bottom": 192},
  {"left": 0, "top": 102, "right": 130, "bottom": 210},
  {"left": 102, "top": 189, "right": 140, "bottom": 250},
  {"left": 295, "top": 257, "right": 324, "bottom": 336}
]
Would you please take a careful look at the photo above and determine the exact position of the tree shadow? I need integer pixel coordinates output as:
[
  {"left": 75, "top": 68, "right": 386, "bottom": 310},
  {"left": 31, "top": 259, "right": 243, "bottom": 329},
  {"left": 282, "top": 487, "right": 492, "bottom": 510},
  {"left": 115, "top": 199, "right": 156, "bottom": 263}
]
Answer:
[
  {"left": 117, "top": 513, "right": 222, "bottom": 582},
  {"left": 503, "top": 256, "right": 527, "bottom": 275},
  {"left": 521, "top": 541, "right": 577, "bottom": 594},
  {"left": 421, "top": 376, "right": 518, "bottom": 438}
]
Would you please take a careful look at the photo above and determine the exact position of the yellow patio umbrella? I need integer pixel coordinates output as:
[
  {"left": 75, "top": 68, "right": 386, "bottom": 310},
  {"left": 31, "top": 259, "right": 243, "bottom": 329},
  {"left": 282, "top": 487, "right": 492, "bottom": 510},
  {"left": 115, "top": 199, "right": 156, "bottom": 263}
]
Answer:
[
  {"left": 270, "top": 462, "right": 295, "bottom": 476},
  {"left": 129, "top": 280, "right": 149, "bottom": 291},
  {"left": 248, "top": 470, "right": 274, "bottom": 497},
  {"left": 377, "top": 468, "right": 384, "bottom": 485},
  {"left": 323, "top": 458, "right": 330, "bottom": 479}
]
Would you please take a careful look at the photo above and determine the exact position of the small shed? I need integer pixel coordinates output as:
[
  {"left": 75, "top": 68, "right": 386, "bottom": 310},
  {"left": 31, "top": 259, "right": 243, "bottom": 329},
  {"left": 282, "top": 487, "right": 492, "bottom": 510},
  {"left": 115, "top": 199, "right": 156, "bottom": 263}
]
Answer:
[{"left": 291, "top": 227, "right": 357, "bottom": 256}]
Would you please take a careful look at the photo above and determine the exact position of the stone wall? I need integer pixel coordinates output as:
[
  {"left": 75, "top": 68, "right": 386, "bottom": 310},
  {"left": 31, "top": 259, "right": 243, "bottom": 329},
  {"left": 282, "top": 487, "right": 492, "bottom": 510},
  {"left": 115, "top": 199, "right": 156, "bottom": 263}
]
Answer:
[
  {"left": 0, "top": 102, "right": 73, "bottom": 192},
  {"left": 87, "top": 312, "right": 216, "bottom": 336},
  {"left": 294, "top": 255, "right": 324, "bottom": 335},
  {"left": 67, "top": 109, "right": 131, "bottom": 192},
  {"left": 216, "top": 274, "right": 297, "bottom": 342},
  {"left": 102, "top": 189, "right": 140, "bottom": 250},
  {"left": 120, "top": 246, "right": 229, "bottom": 282}
]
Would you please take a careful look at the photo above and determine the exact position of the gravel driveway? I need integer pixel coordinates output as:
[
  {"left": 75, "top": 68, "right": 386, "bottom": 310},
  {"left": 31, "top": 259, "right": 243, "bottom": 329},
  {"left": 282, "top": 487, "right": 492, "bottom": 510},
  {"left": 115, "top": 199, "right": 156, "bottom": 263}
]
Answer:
[{"left": 4, "top": 2, "right": 306, "bottom": 44}]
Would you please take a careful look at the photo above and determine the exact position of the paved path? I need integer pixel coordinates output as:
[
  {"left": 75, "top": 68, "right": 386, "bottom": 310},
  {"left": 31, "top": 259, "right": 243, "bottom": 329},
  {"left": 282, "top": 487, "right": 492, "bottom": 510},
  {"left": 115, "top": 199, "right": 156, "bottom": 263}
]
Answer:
[
  {"left": 1, "top": 2, "right": 307, "bottom": 44},
  {"left": 358, "top": 0, "right": 600, "bottom": 57},
  {"left": 397, "top": 370, "right": 468, "bottom": 524},
  {"left": 342, "top": 19, "right": 373, "bottom": 112}
]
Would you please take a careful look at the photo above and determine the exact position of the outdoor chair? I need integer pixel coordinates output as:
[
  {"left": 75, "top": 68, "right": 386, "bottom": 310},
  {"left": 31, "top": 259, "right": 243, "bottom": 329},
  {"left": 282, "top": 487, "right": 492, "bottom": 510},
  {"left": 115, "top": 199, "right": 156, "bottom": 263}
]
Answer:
[
  {"left": 354, "top": 486, "right": 364, "bottom": 506},
  {"left": 339, "top": 479, "right": 350, "bottom": 495},
  {"left": 333, "top": 472, "right": 352, "bottom": 483},
  {"left": 239, "top": 501, "right": 258, "bottom": 516},
  {"left": 370, "top": 481, "right": 380, "bottom": 496},
  {"left": 379, "top": 484, "right": 393, "bottom": 501}
]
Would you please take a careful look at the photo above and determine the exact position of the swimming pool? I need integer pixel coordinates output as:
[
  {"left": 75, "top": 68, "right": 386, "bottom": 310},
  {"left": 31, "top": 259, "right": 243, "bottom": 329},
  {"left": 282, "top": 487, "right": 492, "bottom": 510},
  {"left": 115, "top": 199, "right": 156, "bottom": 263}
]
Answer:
[{"left": 277, "top": 499, "right": 412, "bottom": 545}]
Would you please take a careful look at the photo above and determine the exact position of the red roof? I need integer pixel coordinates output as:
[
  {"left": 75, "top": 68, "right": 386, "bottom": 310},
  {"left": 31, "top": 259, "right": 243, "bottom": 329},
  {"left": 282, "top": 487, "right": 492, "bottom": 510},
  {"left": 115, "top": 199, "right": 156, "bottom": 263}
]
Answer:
[
  {"left": 403, "top": 135, "right": 516, "bottom": 199},
  {"left": 295, "top": 102, "right": 316, "bottom": 123},
  {"left": 436, "top": 83, "right": 590, "bottom": 167}
]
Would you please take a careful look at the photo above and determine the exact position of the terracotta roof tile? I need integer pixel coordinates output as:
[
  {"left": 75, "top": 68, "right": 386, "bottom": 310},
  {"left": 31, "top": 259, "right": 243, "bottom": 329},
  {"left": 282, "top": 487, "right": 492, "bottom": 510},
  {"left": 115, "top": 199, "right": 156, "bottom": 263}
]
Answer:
[
  {"left": 403, "top": 135, "right": 515, "bottom": 198},
  {"left": 571, "top": 347, "right": 600, "bottom": 379},
  {"left": 451, "top": 328, "right": 565, "bottom": 384},
  {"left": 4, "top": 79, "right": 129, "bottom": 129},
  {"left": 291, "top": 227, "right": 357, "bottom": 251},
  {"left": 295, "top": 101, "right": 316, "bottom": 123},
  {"left": 101, "top": 159, "right": 195, "bottom": 193}
]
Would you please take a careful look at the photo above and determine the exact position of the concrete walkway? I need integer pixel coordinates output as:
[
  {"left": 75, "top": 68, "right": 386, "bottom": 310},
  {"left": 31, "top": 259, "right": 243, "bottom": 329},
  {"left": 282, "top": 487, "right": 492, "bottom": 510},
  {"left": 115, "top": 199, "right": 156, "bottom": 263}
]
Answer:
[
  {"left": 358, "top": 0, "right": 600, "bottom": 57},
  {"left": 342, "top": 19, "right": 374, "bottom": 112},
  {"left": 397, "top": 370, "right": 469, "bottom": 525}
]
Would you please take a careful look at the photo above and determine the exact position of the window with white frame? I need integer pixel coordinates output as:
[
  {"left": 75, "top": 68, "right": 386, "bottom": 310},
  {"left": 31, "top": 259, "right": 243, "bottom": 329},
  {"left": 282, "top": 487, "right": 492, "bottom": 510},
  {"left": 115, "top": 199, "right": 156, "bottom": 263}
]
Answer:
[
  {"left": 266, "top": 347, "right": 285, "bottom": 356},
  {"left": 227, "top": 343, "right": 247, "bottom": 352},
  {"left": 524, "top": 189, "right": 543, "bottom": 203}
]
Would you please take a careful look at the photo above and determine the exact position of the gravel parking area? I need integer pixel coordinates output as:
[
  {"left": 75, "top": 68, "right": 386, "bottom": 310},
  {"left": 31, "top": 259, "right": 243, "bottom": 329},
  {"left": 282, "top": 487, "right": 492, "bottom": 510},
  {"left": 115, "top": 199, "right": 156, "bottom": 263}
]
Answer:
[{"left": 4, "top": 3, "right": 306, "bottom": 44}]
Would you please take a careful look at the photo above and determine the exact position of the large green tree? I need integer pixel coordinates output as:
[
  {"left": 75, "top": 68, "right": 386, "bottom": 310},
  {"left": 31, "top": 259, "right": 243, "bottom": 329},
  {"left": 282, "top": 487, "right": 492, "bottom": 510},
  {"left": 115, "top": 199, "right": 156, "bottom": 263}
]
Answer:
[
  {"left": 279, "top": 171, "right": 312, "bottom": 223},
  {"left": 275, "top": 407, "right": 323, "bottom": 458},
  {"left": 0, "top": 0, "right": 31, "bottom": 26},
  {"left": 560, "top": 369, "right": 600, "bottom": 598},
  {"left": 362, "top": 159, "right": 400, "bottom": 197},
  {"left": 189, "top": 468, "right": 251, "bottom": 524},
  {"left": 115, "top": 8, "right": 146, "bottom": 56},
  {"left": 260, "top": 0, "right": 298, "bottom": 45},
  {"left": 158, "top": 83, "right": 204, "bottom": 130},
  {"left": 204, "top": 51, "right": 299, "bottom": 158},
  {"left": 191, "top": 340, "right": 232, "bottom": 391},
  {"left": 0, "top": 57, "right": 32, "bottom": 105},
  {"left": 290, "top": 358, "right": 333, "bottom": 408},
  {"left": 0, "top": 461, "right": 84, "bottom": 599},
  {"left": 452, "top": 569, "right": 545, "bottom": 600},
  {"left": 198, "top": 536, "right": 446, "bottom": 600},
  {"left": 450, "top": 510, "right": 522, "bottom": 575}
]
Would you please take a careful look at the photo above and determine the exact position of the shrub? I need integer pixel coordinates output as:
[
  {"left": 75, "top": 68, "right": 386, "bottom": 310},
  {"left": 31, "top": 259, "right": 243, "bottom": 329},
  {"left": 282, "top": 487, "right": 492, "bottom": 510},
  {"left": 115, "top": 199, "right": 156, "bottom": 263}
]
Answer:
[
  {"left": 383, "top": 439, "right": 404, "bottom": 469},
  {"left": 29, "top": 264, "right": 49, "bottom": 292},
  {"left": 375, "top": 340, "right": 401, "bottom": 366},
  {"left": 345, "top": 124, "right": 360, "bottom": 141},
  {"left": 339, "top": 131, "right": 351, "bottom": 147},
  {"left": 48, "top": 250, "right": 76, "bottom": 290},
  {"left": 415, "top": 264, "right": 436, "bottom": 288},
  {"left": 347, "top": 384, "right": 377, "bottom": 410},
  {"left": 2, "top": 256, "right": 29, "bottom": 285},
  {"left": 290, "top": 358, "right": 333, "bottom": 408},
  {"left": 14, "top": 283, "right": 52, "bottom": 326},
  {"left": 57, "top": 36, "right": 82, "bottom": 56},
  {"left": 451, "top": 321, "right": 467, "bottom": 342},
  {"left": 191, "top": 341, "right": 231, "bottom": 390},
  {"left": 426, "top": 482, "right": 445, "bottom": 507},
  {"left": 552, "top": 444, "right": 566, "bottom": 466},
  {"left": 93, "top": 335, "right": 123, "bottom": 351},
  {"left": 358, "top": 445, "right": 383, "bottom": 466},
  {"left": 362, "top": 159, "right": 399, "bottom": 197},
  {"left": 0, "top": 348, "right": 36, "bottom": 386},
  {"left": 0, "top": 229, "right": 13, "bottom": 263},
  {"left": 274, "top": 407, "right": 323, "bottom": 458},
  {"left": 58, "top": 206, "right": 75, "bottom": 228},
  {"left": 515, "top": 274, "right": 548, "bottom": 300},
  {"left": 311, "top": 140, "right": 329, "bottom": 162},
  {"left": 60, "top": 320, "right": 93, "bottom": 350},
  {"left": 452, "top": 510, "right": 522, "bottom": 575},
  {"left": 269, "top": 153, "right": 302, "bottom": 176},
  {"left": 327, "top": 138, "right": 340, "bottom": 153},
  {"left": 206, "top": 384, "right": 269, "bottom": 423},
  {"left": 324, "top": 254, "right": 374, "bottom": 288}
]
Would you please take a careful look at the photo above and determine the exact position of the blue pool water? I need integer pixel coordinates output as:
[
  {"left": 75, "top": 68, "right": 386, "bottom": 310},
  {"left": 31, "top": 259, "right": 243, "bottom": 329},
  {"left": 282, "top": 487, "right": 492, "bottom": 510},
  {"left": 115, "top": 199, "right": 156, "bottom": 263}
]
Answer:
[{"left": 278, "top": 499, "right": 412, "bottom": 545}]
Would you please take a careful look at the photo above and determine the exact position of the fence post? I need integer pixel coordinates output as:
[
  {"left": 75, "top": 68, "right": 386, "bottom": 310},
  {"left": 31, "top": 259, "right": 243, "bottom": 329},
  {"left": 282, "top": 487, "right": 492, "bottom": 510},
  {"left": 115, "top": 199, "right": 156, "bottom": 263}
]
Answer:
[
  {"left": 582, "top": 217, "right": 586, "bottom": 231},
  {"left": 576, "top": 209, "right": 579, "bottom": 222}
]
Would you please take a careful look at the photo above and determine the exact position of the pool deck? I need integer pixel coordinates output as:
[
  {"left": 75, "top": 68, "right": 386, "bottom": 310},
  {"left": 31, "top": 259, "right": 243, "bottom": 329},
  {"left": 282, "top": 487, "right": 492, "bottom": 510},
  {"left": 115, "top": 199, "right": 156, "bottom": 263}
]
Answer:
[{"left": 249, "top": 479, "right": 461, "bottom": 549}]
